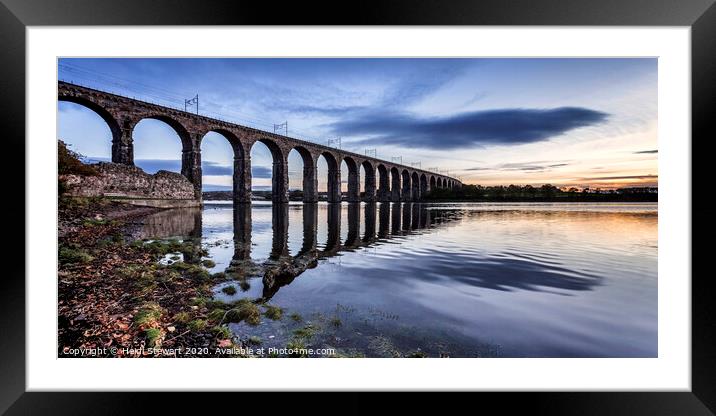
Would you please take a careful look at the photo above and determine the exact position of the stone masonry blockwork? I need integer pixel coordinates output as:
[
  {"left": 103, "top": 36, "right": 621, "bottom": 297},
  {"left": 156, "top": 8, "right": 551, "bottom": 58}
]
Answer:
[{"left": 61, "top": 162, "right": 196, "bottom": 202}]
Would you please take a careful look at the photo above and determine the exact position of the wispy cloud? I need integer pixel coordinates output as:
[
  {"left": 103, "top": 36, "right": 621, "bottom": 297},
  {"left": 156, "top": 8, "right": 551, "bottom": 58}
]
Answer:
[
  {"left": 202, "top": 162, "right": 232, "bottom": 176},
  {"left": 581, "top": 174, "right": 657, "bottom": 181},
  {"left": 465, "top": 161, "right": 570, "bottom": 173},
  {"left": 251, "top": 166, "right": 272, "bottom": 179},
  {"left": 633, "top": 149, "right": 658, "bottom": 154}
]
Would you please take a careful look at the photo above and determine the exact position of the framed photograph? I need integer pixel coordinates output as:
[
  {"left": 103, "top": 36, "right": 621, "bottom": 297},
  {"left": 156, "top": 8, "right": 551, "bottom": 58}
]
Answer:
[{"left": 4, "top": 0, "right": 713, "bottom": 413}]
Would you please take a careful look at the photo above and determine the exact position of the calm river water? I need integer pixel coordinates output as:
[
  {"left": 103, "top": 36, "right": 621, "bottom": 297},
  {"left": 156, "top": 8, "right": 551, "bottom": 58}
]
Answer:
[{"left": 138, "top": 201, "right": 657, "bottom": 358}]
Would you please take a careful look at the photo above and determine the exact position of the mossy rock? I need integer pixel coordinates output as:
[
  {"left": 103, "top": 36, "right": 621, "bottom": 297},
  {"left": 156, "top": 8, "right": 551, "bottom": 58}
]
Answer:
[
  {"left": 221, "top": 285, "right": 237, "bottom": 295},
  {"left": 173, "top": 312, "right": 191, "bottom": 324},
  {"left": 144, "top": 328, "right": 162, "bottom": 347},
  {"left": 212, "top": 325, "right": 232, "bottom": 339},
  {"left": 263, "top": 305, "right": 283, "bottom": 321},
  {"left": 134, "top": 303, "right": 162, "bottom": 326},
  {"left": 293, "top": 324, "right": 318, "bottom": 340},
  {"left": 188, "top": 319, "right": 207, "bottom": 331},
  {"left": 58, "top": 247, "right": 94, "bottom": 265}
]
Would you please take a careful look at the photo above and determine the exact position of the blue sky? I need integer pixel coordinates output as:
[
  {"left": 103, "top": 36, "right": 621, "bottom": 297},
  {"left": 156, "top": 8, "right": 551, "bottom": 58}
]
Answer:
[{"left": 58, "top": 58, "right": 657, "bottom": 190}]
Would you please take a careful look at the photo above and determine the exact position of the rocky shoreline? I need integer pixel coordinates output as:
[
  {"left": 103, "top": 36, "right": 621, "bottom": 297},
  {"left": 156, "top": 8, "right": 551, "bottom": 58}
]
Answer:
[{"left": 58, "top": 197, "right": 252, "bottom": 357}]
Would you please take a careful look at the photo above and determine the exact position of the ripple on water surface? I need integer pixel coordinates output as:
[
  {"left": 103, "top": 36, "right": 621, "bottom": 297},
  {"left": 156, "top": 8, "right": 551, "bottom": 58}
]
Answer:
[{"left": 143, "top": 202, "right": 657, "bottom": 357}]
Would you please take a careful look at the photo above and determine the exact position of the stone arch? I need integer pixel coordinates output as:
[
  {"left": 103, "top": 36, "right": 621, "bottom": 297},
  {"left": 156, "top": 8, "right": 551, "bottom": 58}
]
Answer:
[
  {"left": 342, "top": 156, "right": 360, "bottom": 203},
  {"left": 390, "top": 167, "right": 401, "bottom": 202},
  {"left": 57, "top": 95, "right": 124, "bottom": 163},
  {"left": 134, "top": 114, "right": 193, "bottom": 150},
  {"left": 401, "top": 169, "right": 412, "bottom": 201},
  {"left": 131, "top": 114, "right": 198, "bottom": 196},
  {"left": 199, "top": 128, "right": 242, "bottom": 154},
  {"left": 411, "top": 171, "right": 420, "bottom": 201},
  {"left": 361, "top": 160, "right": 376, "bottom": 202},
  {"left": 429, "top": 175, "right": 436, "bottom": 191},
  {"left": 199, "top": 128, "right": 244, "bottom": 203},
  {"left": 420, "top": 174, "right": 428, "bottom": 198},
  {"left": 289, "top": 145, "right": 317, "bottom": 203},
  {"left": 377, "top": 164, "right": 390, "bottom": 202},
  {"left": 249, "top": 137, "right": 288, "bottom": 203},
  {"left": 319, "top": 151, "right": 341, "bottom": 203}
]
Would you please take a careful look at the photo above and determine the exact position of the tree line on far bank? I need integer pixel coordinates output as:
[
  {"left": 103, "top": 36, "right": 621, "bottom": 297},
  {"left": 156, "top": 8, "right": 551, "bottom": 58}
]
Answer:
[
  {"left": 204, "top": 184, "right": 657, "bottom": 202},
  {"left": 422, "top": 184, "right": 657, "bottom": 202}
]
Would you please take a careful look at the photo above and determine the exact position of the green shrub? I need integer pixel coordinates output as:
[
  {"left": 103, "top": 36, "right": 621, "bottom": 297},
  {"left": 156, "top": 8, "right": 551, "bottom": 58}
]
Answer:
[{"left": 58, "top": 140, "right": 98, "bottom": 176}]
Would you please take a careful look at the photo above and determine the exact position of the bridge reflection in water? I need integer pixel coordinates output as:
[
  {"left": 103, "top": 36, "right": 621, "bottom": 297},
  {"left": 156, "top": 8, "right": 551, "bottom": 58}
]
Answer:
[
  {"left": 133, "top": 202, "right": 656, "bottom": 357},
  {"left": 139, "top": 202, "right": 458, "bottom": 302},
  {"left": 237, "top": 202, "right": 457, "bottom": 301}
]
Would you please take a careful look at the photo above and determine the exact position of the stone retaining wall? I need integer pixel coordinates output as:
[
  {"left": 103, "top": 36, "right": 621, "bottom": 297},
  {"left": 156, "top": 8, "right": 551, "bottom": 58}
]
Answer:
[{"left": 61, "top": 162, "right": 199, "bottom": 207}]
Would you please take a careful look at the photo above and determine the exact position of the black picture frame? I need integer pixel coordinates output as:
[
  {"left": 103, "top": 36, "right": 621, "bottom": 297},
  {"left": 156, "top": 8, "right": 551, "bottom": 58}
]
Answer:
[{"left": 1, "top": 0, "right": 712, "bottom": 413}]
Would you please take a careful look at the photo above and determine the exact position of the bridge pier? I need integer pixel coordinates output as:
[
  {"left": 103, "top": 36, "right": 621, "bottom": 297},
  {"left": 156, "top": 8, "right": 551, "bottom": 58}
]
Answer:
[
  {"left": 233, "top": 152, "right": 252, "bottom": 204},
  {"left": 303, "top": 164, "right": 318, "bottom": 203},
  {"left": 272, "top": 155, "right": 289, "bottom": 203},
  {"left": 181, "top": 142, "right": 203, "bottom": 200},
  {"left": 377, "top": 169, "right": 390, "bottom": 202},
  {"left": 111, "top": 127, "right": 134, "bottom": 165},
  {"left": 401, "top": 173, "right": 412, "bottom": 202},
  {"left": 391, "top": 171, "right": 401, "bottom": 202},
  {"left": 411, "top": 173, "right": 420, "bottom": 201},
  {"left": 363, "top": 167, "right": 376, "bottom": 202},
  {"left": 347, "top": 168, "right": 360, "bottom": 203},
  {"left": 327, "top": 165, "right": 341, "bottom": 203}
]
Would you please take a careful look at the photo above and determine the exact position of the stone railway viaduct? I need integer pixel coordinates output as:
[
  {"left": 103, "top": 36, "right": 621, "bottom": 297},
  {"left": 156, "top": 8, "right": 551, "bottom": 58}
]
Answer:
[{"left": 59, "top": 81, "right": 461, "bottom": 203}]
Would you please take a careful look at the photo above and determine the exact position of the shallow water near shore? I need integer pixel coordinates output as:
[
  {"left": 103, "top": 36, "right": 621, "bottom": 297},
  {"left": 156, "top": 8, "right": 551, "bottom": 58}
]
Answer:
[{"left": 138, "top": 201, "right": 657, "bottom": 358}]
